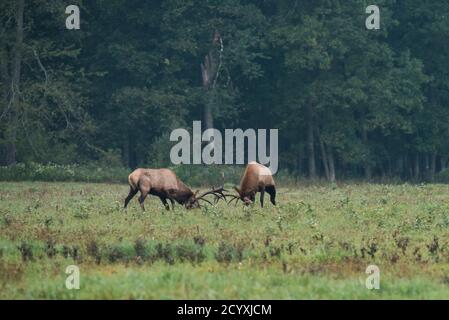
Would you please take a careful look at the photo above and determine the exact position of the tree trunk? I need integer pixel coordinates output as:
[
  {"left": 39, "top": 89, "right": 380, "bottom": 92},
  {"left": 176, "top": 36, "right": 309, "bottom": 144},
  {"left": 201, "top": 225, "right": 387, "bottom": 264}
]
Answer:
[
  {"left": 361, "top": 119, "right": 371, "bottom": 180},
  {"left": 414, "top": 153, "right": 420, "bottom": 180},
  {"left": 364, "top": 161, "right": 372, "bottom": 180},
  {"left": 387, "top": 157, "right": 393, "bottom": 178},
  {"left": 440, "top": 157, "right": 447, "bottom": 172},
  {"left": 307, "top": 101, "right": 316, "bottom": 180},
  {"left": 397, "top": 156, "right": 404, "bottom": 179},
  {"left": 203, "top": 95, "right": 214, "bottom": 130},
  {"left": 430, "top": 152, "right": 437, "bottom": 181},
  {"left": 123, "top": 135, "right": 130, "bottom": 167},
  {"left": 200, "top": 31, "right": 222, "bottom": 131},
  {"left": 0, "top": 47, "right": 9, "bottom": 103},
  {"left": 315, "top": 126, "right": 330, "bottom": 181},
  {"left": 0, "top": 46, "right": 10, "bottom": 165},
  {"left": 424, "top": 154, "right": 430, "bottom": 180},
  {"left": 2, "top": 0, "right": 24, "bottom": 165},
  {"left": 296, "top": 149, "right": 302, "bottom": 177},
  {"left": 327, "top": 146, "right": 336, "bottom": 182}
]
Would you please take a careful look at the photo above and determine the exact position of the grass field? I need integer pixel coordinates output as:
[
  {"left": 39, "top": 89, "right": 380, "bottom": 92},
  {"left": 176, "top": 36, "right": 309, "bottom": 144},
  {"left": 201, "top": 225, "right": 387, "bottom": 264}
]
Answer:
[{"left": 1, "top": 181, "right": 449, "bottom": 299}]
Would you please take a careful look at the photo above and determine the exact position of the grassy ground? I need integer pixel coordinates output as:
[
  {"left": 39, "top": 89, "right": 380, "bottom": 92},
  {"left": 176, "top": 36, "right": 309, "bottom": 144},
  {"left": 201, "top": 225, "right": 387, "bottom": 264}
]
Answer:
[{"left": 1, "top": 181, "right": 449, "bottom": 299}]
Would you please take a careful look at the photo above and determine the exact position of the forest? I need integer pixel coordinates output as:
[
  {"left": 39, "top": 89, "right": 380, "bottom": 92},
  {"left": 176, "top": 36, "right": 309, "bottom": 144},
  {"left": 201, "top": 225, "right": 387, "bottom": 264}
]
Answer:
[{"left": 1, "top": 0, "right": 449, "bottom": 182}]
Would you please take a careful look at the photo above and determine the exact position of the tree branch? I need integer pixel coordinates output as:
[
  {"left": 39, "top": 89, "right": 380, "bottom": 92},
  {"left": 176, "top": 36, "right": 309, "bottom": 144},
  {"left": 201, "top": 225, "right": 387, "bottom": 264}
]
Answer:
[{"left": 32, "top": 48, "right": 48, "bottom": 88}]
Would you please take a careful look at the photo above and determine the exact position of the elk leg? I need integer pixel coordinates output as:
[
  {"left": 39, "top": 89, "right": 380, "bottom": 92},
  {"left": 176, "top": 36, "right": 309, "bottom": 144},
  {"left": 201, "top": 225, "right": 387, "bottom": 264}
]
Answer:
[
  {"left": 266, "top": 186, "right": 276, "bottom": 205},
  {"left": 138, "top": 191, "right": 148, "bottom": 211},
  {"left": 160, "top": 197, "right": 170, "bottom": 211},
  {"left": 124, "top": 186, "right": 138, "bottom": 209},
  {"left": 260, "top": 189, "right": 265, "bottom": 208},
  {"left": 169, "top": 198, "right": 175, "bottom": 210}
]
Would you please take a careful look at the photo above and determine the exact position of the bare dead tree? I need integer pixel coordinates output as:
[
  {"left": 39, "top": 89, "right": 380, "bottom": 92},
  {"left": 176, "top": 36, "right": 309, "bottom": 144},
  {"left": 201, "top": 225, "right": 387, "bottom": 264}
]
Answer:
[{"left": 200, "top": 30, "right": 223, "bottom": 131}]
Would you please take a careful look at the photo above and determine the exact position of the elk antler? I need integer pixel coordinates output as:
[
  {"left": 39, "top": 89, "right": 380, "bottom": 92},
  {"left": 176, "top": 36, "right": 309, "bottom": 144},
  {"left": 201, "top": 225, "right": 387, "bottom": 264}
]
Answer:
[
  {"left": 197, "top": 197, "right": 214, "bottom": 206},
  {"left": 196, "top": 173, "right": 230, "bottom": 205},
  {"left": 225, "top": 195, "right": 240, "bottom": 205},
  {"left": 197, "top": 186, "right": 228, "bottom": 204},
  {"left": 222, "top": 185, "right": 241, "bottom": 205}
]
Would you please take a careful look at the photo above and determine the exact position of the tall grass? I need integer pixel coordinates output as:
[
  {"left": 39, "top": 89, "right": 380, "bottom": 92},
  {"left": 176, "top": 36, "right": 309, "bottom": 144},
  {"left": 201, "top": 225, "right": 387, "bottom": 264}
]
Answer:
[{"left": 2, "top": 182, "right": 449, "bottom": 298}]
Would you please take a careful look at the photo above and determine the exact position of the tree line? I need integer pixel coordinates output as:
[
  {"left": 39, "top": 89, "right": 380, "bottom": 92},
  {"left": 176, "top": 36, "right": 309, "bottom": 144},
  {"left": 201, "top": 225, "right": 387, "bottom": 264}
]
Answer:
[{"left": 1, "top": 0, "right": 448, "bottom": 182}]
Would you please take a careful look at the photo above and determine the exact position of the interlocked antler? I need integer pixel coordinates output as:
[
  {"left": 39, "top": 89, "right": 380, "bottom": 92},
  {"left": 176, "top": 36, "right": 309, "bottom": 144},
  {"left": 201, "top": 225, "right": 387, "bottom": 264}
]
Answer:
[
  {"left": 196, "top": 186, "right": 228, "bottom": 205},
  {"left": 196, "top": 172, "right": 230, "bottom": 205},
  {"left": 224, "top": 194, "right": 240, "bottom": 205},
  {"left": 222, "top": 185, "right": 241, "bottom": 205}
]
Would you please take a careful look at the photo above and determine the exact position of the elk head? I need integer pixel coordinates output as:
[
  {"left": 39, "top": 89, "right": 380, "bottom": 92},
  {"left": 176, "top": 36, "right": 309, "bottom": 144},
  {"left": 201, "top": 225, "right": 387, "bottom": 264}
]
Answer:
[{"left": 225, "top": 186, "right": 253, "bottom": 206}]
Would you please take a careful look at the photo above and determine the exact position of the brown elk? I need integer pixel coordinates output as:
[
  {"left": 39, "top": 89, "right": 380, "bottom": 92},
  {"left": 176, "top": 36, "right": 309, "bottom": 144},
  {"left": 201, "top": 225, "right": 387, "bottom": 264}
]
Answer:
[
  {"left": 225, "top": 162, "right": 276, "bottom": 207},
  {"left": 124, "top": 168, "right": 226, "bottom": 211}
]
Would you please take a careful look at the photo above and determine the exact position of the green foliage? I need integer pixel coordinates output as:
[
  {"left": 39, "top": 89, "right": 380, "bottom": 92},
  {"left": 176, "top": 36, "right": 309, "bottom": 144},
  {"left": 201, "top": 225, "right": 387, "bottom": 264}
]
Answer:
[
  {"left": 215, "top": 241, "right": 245, "bottom": 263},
  {"left": 171, "top": 164, "right": 242, "bottom": 187},
  {"left": 435, "top": 169, "right": 449, "bottom": 184},
  {"left": 1, "top": 0, "right": 449, "bottom": 181},
  {"left": 0, "top": 163, "right": 128, "bottom": 183}
]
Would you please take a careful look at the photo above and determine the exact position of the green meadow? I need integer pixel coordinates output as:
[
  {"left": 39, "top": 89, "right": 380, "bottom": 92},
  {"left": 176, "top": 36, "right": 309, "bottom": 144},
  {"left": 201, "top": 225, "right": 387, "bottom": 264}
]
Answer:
[{"left": 1, "top": 181, "right": 449, "bottom": 299}]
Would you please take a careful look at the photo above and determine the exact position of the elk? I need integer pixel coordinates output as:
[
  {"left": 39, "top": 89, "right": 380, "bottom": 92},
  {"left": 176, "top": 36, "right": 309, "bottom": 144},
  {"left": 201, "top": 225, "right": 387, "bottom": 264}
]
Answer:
[
  {"left": 124, "top": 168, "right": 226, "bottom": 211},
  {"left": 225, "top": 162, "right": 276, "bottom": 207}
]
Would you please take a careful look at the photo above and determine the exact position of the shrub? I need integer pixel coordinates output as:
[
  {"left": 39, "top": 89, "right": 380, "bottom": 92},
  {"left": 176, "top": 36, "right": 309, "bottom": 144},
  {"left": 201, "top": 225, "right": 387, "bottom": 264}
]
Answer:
[
  {"left": 175, "top": 242, "right": 206, "bottom": 264},
  {"left": 87, "top": 240, "right": 101, "bottom": 264},
  {"left": 0, "top": 161, "right": 296, "bottom": 186},
  {"left": 215, "top": 241, "right": 245, "bottom": 263},
  {"left": 155, "top": 243, "right": 175, "bottom": 265},
  {"left": 17, "top": 242, "right": 34, "bottom": 262},
  {"left": 170, "top": 164, "right": 243, "bottom": 187},
  {"left": 107, "top": 242, "right": 135, "bottom": 263},
  {"left": 0, "top": 162, "right": 128, "bottom": 183},
  {"left": 436, "top": 169, "right": 449, "bottom": 183}
]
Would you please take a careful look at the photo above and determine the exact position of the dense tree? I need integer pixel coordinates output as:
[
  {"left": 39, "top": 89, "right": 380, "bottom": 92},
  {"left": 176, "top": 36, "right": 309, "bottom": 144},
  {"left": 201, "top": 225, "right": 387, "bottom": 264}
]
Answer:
[
  {"left": 0, "top": 0, "right": 91, "bottom": 165},
  {"left": 0, "top": 0, "right": 447, "bottom": 182}
]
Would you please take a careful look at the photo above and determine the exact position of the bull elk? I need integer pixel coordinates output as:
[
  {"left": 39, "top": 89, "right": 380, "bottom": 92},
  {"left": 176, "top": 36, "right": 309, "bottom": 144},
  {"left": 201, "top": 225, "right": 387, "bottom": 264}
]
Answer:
[
  {"left": 225, "top": 162, "right": 276, "bottom": 207},
  {"left": 124, "top": 168, "right": 226, "bottom": 211}
]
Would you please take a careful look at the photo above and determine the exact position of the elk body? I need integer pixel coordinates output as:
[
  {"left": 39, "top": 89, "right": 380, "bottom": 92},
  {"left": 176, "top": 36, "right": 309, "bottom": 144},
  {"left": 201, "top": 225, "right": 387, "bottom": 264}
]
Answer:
[
  {"left": 124, "top": 168, "right": 225, "bottom": 211},
  {"left": 227, "top": 162, "right": 276, "bottom": 207}
]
